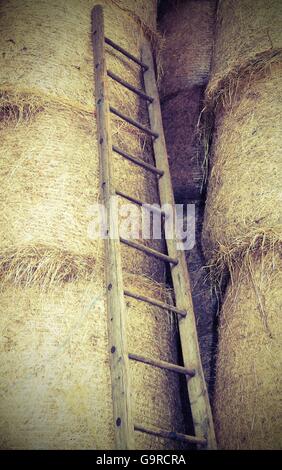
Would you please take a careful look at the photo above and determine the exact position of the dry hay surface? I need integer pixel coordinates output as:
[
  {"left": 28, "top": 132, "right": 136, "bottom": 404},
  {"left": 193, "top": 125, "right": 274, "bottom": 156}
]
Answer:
[
  {"left": 202, "top": 0, "right": 282, "bottom": 450},
  {"left": 207, "top": 0, "right": 282, "bottom": 103},
  {"left": 202, "top": 62, "right": 282, "bottom": 268},
  {"left": 0, "top": 0, "right": 165, "bottom": 284},
  {"left": 214, "top": 250, "right": 282, "bottom": 449},
  {"left": 160, "top": 0, "right": 216, "bottom": 98},
  {"left": 0, "top": 0, "right": 187, "bottom": 451},
  {"left": 0, "top": 108, "right": 166, "bottom": 284},
  {"left": 0, "top": 0, "right": 157, "bottom": 116},
  {"left": 0, "top": 273, "right": 186, "bottom": 449}
]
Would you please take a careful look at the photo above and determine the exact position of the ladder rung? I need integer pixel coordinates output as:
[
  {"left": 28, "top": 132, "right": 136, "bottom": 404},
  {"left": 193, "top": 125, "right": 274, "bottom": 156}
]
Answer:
[
  {"left": 112, "top": 145, "right": 164, "bottom": 176},
  {"left": 105, "top": 36, "right": 149, "bottom": 71},
  {"left": 124, "top": 289, "right": 187, "bottom": 317},
  {"left": 116, "top": 190, "right": 166, "bottom": 217},
  {"left": 110, "top": 106, "right": 159, "bottom": 138},
  {"left": 129, "top": 353, "right": 195, "bottom": 377},
  {"left": 107, "top": 70, "right": 153, "bottom": 103},
  {"left": 134, "top": 424, "right": 207, "bottom": 445},
  {"left": 120, "top": 238, "right": 178, "bottom": 265}
]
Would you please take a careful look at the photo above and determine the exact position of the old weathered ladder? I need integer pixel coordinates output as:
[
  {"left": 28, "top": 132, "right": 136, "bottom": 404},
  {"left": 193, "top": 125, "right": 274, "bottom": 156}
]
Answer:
[{"left": 92, "top": 5, "right": 216, "bottom": 450}]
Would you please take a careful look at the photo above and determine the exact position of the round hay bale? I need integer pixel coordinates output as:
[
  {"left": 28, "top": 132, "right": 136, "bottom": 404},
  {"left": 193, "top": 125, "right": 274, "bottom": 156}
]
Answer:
[
  {"left": 0, "top": 272, "right": 186, "bottom": 449},
  {"left": 159, "top": 0, "right": 216, "bottom": 99},
  {"left": 0, "top": 0, "right": 185, "bottom": 451},
  {"left": 0, "top": 108, "right": 165, "bottom": 283},
  {"left": 214, "top": 250, "right": 282, "bottom": 449},
  {"left": 161, "top": 87, "right": 205, "bottom": 201},
  {"left": 202, "top": 62, "right": 282, "bottom": 267},
  {"left": 207, "top": 0, "right": 282, "bottom": 102},
  {"left": 0, "top": 0, "right": 156, "bottom": 116}
]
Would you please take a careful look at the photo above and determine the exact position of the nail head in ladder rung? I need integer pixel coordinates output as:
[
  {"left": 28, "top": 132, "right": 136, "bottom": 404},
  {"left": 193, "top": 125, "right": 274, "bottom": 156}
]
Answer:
[
  {"left": 92, "top": 5, "right": 134, "bottom": 450},
  {"left": 134, "top": 424, "right": 207, "bottom": 446},
  {"left": 120, "top": 237, "right": 178, "bottom": 265},
  {"left": 124, "top": 289, "right": 187, "bottom": 318},
  {"left": 129, "top": 353, "right": 195, "bottom": 377},
  {"left": 110, "top": 106, "right": 159, "bottom": 138},
  {"left": 141, "top": 41, "right": 217, "bottom": 449},
  {"left": 105, "top": 36, "right": 149, "bottom": 70},
  {"left": 112, "top": 145, "right": 164, "bottom": 176},
  {"left": 107, "top": 70, "right": 153, "bottom": 102}
]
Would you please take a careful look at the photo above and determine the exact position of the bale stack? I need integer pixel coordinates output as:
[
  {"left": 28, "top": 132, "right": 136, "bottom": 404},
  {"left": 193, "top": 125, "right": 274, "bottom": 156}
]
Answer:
[
  {"left": 0, "top": 276, "right": 185, "bottom": 449},
  {"left": 202, "top": 0, "right": 282, "bottom": 449},
  {"left": 0, "top": 0, "right": 187, "bottom": 449},
  {"left": 214, "top": 251, "right": 282, "bottom": 450},
  {"left": 159, "top": 0, "right": 216, "bottom": 201}
]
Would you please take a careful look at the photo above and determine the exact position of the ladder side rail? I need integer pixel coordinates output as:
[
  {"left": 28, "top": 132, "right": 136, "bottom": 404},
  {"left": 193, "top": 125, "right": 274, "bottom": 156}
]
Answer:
[
  {"left": 92, "top": 5, "right": 134, "bottom": 450},
  {"left": 141, "top": 41, "right": 217, "bottom": 450}
]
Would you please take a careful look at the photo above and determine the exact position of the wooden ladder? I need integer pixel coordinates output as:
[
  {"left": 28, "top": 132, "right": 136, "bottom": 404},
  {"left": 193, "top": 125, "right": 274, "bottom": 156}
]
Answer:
[{"left": 92, "top": 5, "right": 217, "bottom": 450}]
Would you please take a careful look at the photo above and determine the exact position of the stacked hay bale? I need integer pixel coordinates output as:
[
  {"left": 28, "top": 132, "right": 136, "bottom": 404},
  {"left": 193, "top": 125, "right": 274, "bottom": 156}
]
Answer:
[
  {"left": 0, "top": 276, "right": 185, "bottom": 449},
  {"left": 202, "top": 0, "right": 282, "bottom": 449},
  {"left": 159, "top": 0, "right": 217, "bottom": 388},
  {"left": 214, "top": 251, "right": 282, "bottom": 450},
  {"left": 159, "top": 0, "right": 216, "bottom": 201},
  {"left": 0, "top": 0, "right": 187, "bottom": 449}
]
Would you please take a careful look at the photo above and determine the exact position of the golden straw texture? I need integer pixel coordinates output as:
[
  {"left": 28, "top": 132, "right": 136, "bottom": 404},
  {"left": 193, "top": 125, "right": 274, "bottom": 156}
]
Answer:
[
  {"left": 207, "top": 0, "right": 282, "bottom": 102},
  {"left": 214, "top": 250, "right": 282, "bottom": 449},
  {"left": 0, "top": 0, "right": 191, "bottom": 450},
  {"left": 202, "top": 63, "right": 282, "bottom": 268},
  {"left": 0, "top": 274, "right": 185, "bottom": 449},
  {"left": 0, "top": 108, "right": 165, "bottom": 284},
  {"left": 0, "top": 0, "right": 155, "bottom": 116}
]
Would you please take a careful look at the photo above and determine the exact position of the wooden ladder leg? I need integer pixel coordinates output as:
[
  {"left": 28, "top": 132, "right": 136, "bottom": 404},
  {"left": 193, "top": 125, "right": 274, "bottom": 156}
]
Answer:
[
  {"left": 92, "top": 5, "right": 134, "bottom": 450},
  {"left": 141, "top": 41, "right": 217, "bottom": 450}
]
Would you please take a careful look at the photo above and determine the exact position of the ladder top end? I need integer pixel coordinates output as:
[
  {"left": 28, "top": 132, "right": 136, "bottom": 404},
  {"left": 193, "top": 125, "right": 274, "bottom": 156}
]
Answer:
[{"left": 92, "top": 4, "right": 104, "bottom": 19}]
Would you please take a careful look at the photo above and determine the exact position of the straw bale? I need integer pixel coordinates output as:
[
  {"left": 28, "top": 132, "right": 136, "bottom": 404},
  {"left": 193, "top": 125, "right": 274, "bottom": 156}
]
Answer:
[
  {"left": 202, "top": 62, "right": 282, "bottom": 268},
  {"left": 0, "top": 108, "right": 165, "bottom": 284},
  {"left": 159, "top": 0, "right": 216, "bottom": 99},
  {"left": 0, "top": 0, "right": 186, "bottom": 451},
  {"left": 161, "top": 87, "right": 205, "bottom": 201},
  {"left": 0, "top": 0, "right": 156, "bottom": 117},
  {"left": 207, "top": 0, "right": 282, "bottom": 101},
  {"left": 214, "top": 250, "right": 282, "bottom": 449},
  {"left": 0, "top": 272, "right": 186, "bottom": 449}
]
